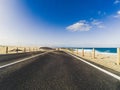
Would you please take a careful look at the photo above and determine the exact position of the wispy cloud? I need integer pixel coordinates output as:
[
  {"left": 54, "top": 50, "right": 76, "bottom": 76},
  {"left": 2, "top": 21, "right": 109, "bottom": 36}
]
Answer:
[
  {"left": 66, "top": 20, "right": 92, "bottom": 32},
  {"left": 114, "top": 10, "right": 120, "bottom": 18},
  {"left": 66, "top": 19, "right": 104, "bottom": 32},
  {"left": 114, "top": 0, "right": 120, "bottom": 4},
  {"left": 98, "top": 11, "right": 106, "bottom": 16},
  {"left": 91, "top": 20, "right": 105, "bottom": 28}
]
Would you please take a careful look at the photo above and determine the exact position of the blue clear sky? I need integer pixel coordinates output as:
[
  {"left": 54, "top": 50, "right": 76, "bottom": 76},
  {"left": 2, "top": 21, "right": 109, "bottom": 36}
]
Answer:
[
  {"left": 0, "top": 0, "right": 120, "bottom": 47},
  {"left": 21, "top": 0, "right": 117, "bottom": 25}
]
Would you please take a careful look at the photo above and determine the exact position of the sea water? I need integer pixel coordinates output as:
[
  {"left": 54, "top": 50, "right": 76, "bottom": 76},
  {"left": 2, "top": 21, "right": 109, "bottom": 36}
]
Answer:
[{"left": 74, "top": 48, "right": 117, "bottom": 55}]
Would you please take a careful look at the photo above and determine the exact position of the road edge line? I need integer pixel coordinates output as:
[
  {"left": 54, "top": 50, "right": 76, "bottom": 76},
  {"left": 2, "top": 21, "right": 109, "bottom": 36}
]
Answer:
[
  {"left": 66, "top": 51, "right": 120, "bottom": 81},
  {"left": 0, "top": 51, "right": 50, "bottom": 69}
]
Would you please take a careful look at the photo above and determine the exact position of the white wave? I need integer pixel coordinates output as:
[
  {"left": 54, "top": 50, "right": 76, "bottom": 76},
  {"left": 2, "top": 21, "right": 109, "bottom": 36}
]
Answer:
[
  {"left": 74, "top": 49, "right": 117, "bottom": 55},
  {"left": 74, "top": 49, "right": 93, "bottom": 52},
  {"left": 96, "top": 50, "right": 117, "bottom": 55}
]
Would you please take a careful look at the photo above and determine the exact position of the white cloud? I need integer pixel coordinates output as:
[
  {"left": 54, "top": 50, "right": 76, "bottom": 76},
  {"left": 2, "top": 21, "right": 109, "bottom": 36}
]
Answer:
[
  {"left": 118, "top": 11, "right": 120, "bottom": 14},
  {"left": 91, "top": 20, "right": 102, "bottom": 25},
  {"left": 66, "top": 19, "right": 105, "bottom": 32},
  {"left": 66, "top": 20, "right": 92, "bottom": 32},
  {"left": 114, "top": 0, "right": 120, "bottom": 4},
  {"left": 114, "top": 10, "right": 120, "bottom": 18},
  {"left": 91, "top": 20, "right": 105, "bottom": 28}
]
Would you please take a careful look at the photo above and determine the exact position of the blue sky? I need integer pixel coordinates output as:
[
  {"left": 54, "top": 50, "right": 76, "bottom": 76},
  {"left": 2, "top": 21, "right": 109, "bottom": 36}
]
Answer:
[{"left": 0, "top": 0, "right": 120, "bottom": 47}]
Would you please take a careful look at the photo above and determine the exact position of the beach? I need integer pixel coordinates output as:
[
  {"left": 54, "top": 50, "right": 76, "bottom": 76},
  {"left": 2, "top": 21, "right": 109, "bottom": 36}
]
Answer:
[{"left": 72, "top": 49, "right": 120, "bottom": 72}]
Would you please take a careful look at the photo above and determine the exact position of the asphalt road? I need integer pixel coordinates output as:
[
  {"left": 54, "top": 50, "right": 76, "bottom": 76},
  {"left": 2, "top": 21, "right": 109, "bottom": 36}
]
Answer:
[
  {"left": 0, "top": 51, "right": 44, "bottom": 66},
  {"left": 0, "top": 51, "right": 120, "bottom": 90}
]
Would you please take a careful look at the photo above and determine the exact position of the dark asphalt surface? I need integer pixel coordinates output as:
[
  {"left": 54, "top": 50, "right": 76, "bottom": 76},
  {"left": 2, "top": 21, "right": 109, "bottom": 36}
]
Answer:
[
  {"left": 0, "top": 51, "right": 120, "bottom": 90},
  {"left": 0, "top": 51, "right": 44, "bottom": 66}
]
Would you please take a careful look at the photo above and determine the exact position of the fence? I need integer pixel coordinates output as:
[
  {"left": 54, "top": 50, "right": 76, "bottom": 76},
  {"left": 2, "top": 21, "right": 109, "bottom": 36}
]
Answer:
[
  {"left": 0, "top": 46, "right": 40, "bottom": 54},
  {"left": 62, "top": 48, "right": 120, "bottom": 65}
]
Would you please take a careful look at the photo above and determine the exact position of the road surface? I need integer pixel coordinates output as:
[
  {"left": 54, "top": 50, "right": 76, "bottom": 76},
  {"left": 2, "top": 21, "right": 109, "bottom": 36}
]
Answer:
[
  {"left": 0, "top": 51, "right": 44, "bottom": 66},
  {"left": 0, "top": 51, "right": 120, "bottom": 90}
]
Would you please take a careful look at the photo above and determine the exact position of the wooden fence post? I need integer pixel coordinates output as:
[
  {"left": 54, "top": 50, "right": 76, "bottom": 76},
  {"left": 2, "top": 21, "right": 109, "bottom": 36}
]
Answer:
[
  {"left": 71, "top": 48, "right": 73, "bottom": 53},
  {"left": 29, "top": 48, "right": 31, "bottom": 52},
  {"left": 82, "top": 48, "right": 84, "bottom": 57},
  {"left": 16, "top": 47, "right": 18, "bottom": 53},
  {"left": 117, "top": 48, "right": 120, "bottom": 65},
  {"left": 24, "top": 48, "right": 26, "bottom": 53},
  {"left": 6, "top": 46, "right": 8, "bottom": 54},
  {"left": 92, "top": 48, "right": 95, "bottom": 59},
  {"left": 77, "top": 49, "right": 78, "bottom": 54}
]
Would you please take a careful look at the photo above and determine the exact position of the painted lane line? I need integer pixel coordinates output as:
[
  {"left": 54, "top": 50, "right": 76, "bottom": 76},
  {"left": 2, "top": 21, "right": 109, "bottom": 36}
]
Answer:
[
  {"left": 66, "top": 52, "right": 120, "bottom": 81},
  {"left": 0, "top": 51, "right": 50, "bottom": 69}
]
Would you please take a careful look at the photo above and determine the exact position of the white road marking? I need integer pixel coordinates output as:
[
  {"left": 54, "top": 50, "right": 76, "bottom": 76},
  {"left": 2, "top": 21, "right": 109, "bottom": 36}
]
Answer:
[
  {"left": 0, "top": 51, "right": 51, "bottom": 69},
  {"left": 66, "top": 52, "right": 120, "bottom": 81}
]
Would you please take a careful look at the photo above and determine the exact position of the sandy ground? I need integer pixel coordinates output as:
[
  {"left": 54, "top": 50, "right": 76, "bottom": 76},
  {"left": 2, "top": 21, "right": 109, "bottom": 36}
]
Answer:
[
  {"left": 0, "top": 46, "right": 39, "bottom": 54},
  {"left": 70, "top": 50, "right": 120, "bottom": 72}
]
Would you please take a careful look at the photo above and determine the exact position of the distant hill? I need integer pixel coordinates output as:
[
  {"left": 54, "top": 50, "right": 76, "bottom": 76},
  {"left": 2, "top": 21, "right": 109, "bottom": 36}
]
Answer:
[
  {"left": 9, "top": 48, "right": 23, "bottom": 52},
  {"left": 39, "top": 47, "right": 55, "bottom": 50}
]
